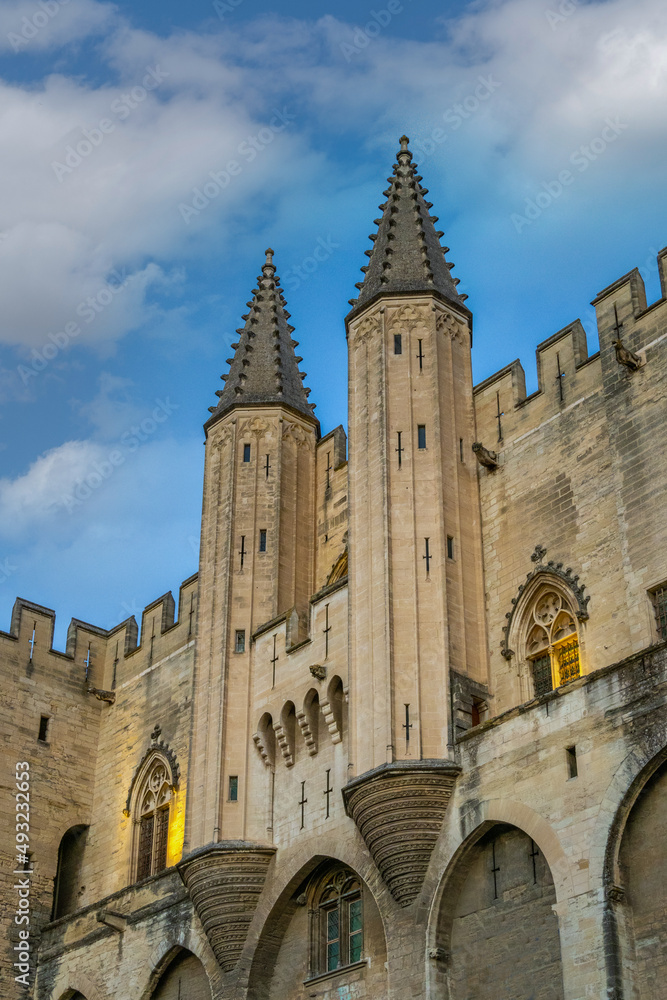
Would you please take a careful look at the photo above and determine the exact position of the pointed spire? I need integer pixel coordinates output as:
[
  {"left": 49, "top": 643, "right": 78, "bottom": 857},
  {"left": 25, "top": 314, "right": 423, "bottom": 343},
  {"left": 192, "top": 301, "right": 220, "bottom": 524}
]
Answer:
[
  {"left": 347, "top": 135, "right": 469, "bottom": 318},
  {"left": 206, "top": 249, "right": 318, "bottom": 429}
]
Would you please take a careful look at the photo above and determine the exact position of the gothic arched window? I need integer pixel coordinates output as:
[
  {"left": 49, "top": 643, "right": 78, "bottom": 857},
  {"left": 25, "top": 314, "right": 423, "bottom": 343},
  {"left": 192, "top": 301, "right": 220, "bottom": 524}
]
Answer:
[
  {"left": 313, "top": 870, "right": 364, "bottom": 974},
  {"left": 525, "top": 589, "right": 581, "bottom": 697},
  {"left": 134, "top": 757, "right": 172, "bottom": 881}
]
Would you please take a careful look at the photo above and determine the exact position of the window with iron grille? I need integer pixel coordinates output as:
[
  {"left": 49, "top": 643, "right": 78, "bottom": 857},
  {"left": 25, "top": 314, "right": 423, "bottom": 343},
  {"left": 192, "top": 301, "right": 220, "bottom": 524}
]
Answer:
[{"left": 650, "top": 584, "right": 667, "bottom": 640}]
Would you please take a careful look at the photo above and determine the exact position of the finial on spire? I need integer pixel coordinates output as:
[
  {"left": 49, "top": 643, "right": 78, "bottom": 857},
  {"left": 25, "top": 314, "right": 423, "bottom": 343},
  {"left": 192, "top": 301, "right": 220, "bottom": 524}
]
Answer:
[
  {"left": 399, "top": 135, "right": 410, "bottom": 150},
  {"left": 263, "top": 248, "right": 276, "bottom": 277}
]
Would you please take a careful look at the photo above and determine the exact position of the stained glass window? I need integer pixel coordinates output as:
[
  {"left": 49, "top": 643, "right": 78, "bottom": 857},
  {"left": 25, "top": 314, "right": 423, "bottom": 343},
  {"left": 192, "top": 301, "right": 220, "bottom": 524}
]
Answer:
[{"left": 651, "top": 585, "right": 667, "bottom": 640}]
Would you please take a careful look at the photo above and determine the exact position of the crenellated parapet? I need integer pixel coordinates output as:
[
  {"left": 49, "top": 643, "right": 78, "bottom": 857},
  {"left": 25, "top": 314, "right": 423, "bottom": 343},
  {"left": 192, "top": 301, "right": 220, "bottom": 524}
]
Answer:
[
  {"left": 473, "top": 249, "right": 667, "bottom": 451},
  {"left": 0, "top": 573, "right": 198, "bottom": 696}
]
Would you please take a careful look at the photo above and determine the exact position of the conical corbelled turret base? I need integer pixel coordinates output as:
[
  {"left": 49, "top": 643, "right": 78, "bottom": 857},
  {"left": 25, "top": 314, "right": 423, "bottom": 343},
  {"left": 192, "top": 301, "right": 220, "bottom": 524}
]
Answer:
[
  {"left": 178, "top": 842, "right": 276, "bottom": 972},
  {"left": 342, "top": 761, "right": 460, "bottom": 907}
]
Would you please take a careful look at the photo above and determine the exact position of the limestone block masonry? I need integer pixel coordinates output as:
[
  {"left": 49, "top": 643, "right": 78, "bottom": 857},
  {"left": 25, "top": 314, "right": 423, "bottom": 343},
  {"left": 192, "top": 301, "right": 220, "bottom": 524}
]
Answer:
[{"left": 1, "top": 137, "right": 666, "bottom": 1000}]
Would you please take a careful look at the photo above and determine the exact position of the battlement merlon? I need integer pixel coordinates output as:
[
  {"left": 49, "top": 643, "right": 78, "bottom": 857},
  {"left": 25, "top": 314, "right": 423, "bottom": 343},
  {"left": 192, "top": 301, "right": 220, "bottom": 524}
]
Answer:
[
  {"left": 473, "top": 247, "right": 667, "bottom": 448},
  {"left": 0, "top": 573, "right": 198, "bottom": 689}
]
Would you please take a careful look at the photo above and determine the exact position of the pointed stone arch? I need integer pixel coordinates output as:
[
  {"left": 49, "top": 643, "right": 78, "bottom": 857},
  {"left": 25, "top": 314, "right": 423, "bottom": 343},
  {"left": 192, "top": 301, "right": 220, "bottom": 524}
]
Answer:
[
  {"left": 599, "top": 744, "right": 667, "bottom": 1000},
  {"left": 246, "top": 852, "right": 388, "bottom": 1000},
  {"left": 140, "top": 945, "right": 214, "bottom": 1000},
  {"left": 53, "top": 975, "right": 104, "bottom": 1000},
  {"left": 429, "top": 806, "right": 567, "bottom": 1000},
  {"left": 502, "top": 557, "right": 590, "bottom": 701},
  {"left": 326, "top": 548, "right": 348, "bottom": 586}
]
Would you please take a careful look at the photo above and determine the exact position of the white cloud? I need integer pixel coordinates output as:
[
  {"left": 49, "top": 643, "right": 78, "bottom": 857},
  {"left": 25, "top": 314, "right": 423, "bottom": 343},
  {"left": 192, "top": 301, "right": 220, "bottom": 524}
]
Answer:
[
  {"left": 0, "top": 438, "right": 107, "bottom": 529},
  {"left": 0, "top": 0, "right": 114, "bottom": 54},
  {"left": 0, "top": 0, "right": 665, "bottom": 353}
]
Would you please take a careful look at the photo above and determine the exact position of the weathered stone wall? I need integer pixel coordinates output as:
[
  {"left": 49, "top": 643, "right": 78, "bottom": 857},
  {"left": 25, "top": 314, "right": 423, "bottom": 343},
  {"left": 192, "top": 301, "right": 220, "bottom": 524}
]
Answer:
[
  {"left": 473, "top": 260, "right": 667, "bottom": 715},
  {"left": 0, "top": 600, "right": 102, "bottom": 993},
  {"left": 447, "top": 825, "right": 564, "bottom": 1000},
  {"left": 79, "top": 581, "right": 197, "bottom": 906},
  {"left": 0, "top": 576, "right": 197, "bottom": 996},
  {"left": 619, "top": 760, "right": 667, "bottom": 999},
  {"left": 35, "top": 870, "right": 221, "bottom": 1000}
]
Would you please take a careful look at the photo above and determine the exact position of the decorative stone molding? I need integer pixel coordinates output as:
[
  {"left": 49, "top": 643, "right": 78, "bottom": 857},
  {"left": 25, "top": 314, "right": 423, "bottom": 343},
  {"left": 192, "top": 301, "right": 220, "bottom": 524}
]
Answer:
[
  {"left": 238, "top": 416, "right": 270, "bottom": 437},
  {"left": 350, "top": 313, "right": 379, "bottom": 348},
  {"left": 320, "top": 698, "right": 342, "bottom": 744},
  {"left": 124, "top": 736, "right": 180, "bottom": 816},
  {"left": 389, "top": 302, "right": 431, "bottom": 332},
  {"left": 309, "top": 664, "right": 326, "bottom": 681},
  {"left": 435, "top": 310, "right": 465, "bottom": 343},
  {"left": 501, "top": 547, "right": 590, "bottom": 660},
  {"left": 296, "top": 710, "right": 318, "bottom": 756},
  {"left": 178, "top": 842, "right": 276, "bottom": 973},
  {"left": 342, "top": 760, "right": 460, "bottom": 907},
  {"left": 273, "top": 722, "right": 294, "bottom": 767},
  {"left": 282, "top": 421, "right": 310, "bottom": 448},
  {"left": 215, "top": 424, "right": 235, "bottom": 449}
]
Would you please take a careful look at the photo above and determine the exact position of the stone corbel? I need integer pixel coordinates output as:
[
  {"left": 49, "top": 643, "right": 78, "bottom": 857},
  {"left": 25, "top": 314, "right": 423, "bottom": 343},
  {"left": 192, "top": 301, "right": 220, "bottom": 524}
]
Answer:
[
  {"left": 320, "top": 698, "right": 342, "bottom": 745},
  {"left": 273, "top": 722, "right": 294, "bottom": 767},
  {"left": 252, "top": 732, "right": 271, "bottom": 766},
  {"left": 472, "top": 442, "right": 498, "bottom": 470},
  {"left": 88, "top": 687, "right": 116, "bottom": 704},
  {"left": 296, "top": 710, "right": 318, "bottom": 756},
  {"left": 96, "top": 909, "right": 127, "bottom": 932}
]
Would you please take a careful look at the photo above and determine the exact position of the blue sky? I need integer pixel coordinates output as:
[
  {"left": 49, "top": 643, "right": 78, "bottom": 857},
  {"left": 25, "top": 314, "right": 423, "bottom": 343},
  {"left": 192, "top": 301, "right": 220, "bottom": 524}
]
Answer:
[{"left": 0, "top": 0, "right": 666, "bottom": 647}]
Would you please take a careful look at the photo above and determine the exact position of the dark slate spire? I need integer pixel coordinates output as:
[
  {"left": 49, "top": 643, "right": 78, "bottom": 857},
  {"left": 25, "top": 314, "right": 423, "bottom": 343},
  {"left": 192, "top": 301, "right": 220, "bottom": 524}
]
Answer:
[
  {"left": 206, "top": 249, "right": 317, "bottom": 429},
  {"left": 347, "top": 135, "right": 469, "bottom": 320}
]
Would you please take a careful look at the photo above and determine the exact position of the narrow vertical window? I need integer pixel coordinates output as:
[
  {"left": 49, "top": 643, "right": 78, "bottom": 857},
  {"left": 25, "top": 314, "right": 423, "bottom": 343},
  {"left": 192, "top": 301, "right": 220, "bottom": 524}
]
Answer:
[
  {"left": 243, "top": 443, "right": 251, "bottom": 462},
  {"left": 566, "top": 746, "right": 578, "bottom": 779},
  {"left": 235, "top": 630, "right": 246, "bottom": 653},
  {"left": 417, "top": 425, "right": 426, "bottom": 449},
  {"left": 650, "top": 583, "right": 667, "bottom": 640},
  {"left": 229, "top": 776, "right": 238, "bottom": 801},
  {"left": 394, "top": 333, "right": 402, "bottom": 355},
  {"left": 38, "top": 715, "right": 49, "bottom": 742},
  {"left": 133, "top": 756, "right": 172, "bottom": 882},
  {"left": 447, "top": 535, "right": 454, "bottom": 560},
  {"left": 259, "top": 529, "right": 267, "bottom": 552},
  {"left": 459, "top": 438, "right": 464, "bottom": 462}
]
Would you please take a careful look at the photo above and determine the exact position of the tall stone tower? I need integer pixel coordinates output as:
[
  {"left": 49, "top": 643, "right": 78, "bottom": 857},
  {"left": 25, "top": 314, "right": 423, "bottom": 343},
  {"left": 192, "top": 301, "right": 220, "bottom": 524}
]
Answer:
[
  {"left": 343, "top": 137, "right": 489, "bottom": 905},
  {"left": 181, "top": 250, "right": 319, "bottom": 968}
]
